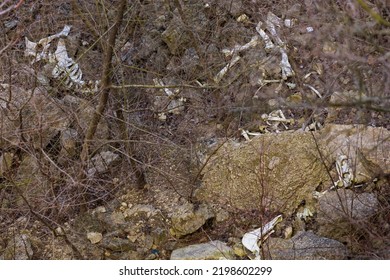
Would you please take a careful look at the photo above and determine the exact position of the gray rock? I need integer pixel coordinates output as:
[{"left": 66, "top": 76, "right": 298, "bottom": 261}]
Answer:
[
  {"left": 87, "top": 232, "right": 103, "bottom": 244},
  {"left": 170, "top": 203, "right": 214, "bottom": 238},
  {"left": 87, "top": 151, "right": 120, "bottom": 177},
  {"left": 124, "top": 204, "right": 158, "bottom": 218},
  {"left": 0, "top": 85, "right": 69, "bottom": 150},
  {"left": 170, "top": 240, "right": 235, "bottom": 260},
  {"left": 318, "top": 189, "right": 378, "bottom": 221},
  {"left": 60, "top": 128, "right": 79, "bottom": 158},
  {"left": 318, "top": 124, "right": 389, "bottom": 184},
  {"left": 0, "top": 152, "right": 13, "bottom": 177},
  {"left": 1, "top": 234, "right": 33, "bottom": 260},
  {"left": 100, "top": 237, "right": 136, "bottom": 252},
  {"left": 61, "top": 95, "right": 109, "bottom": 151},
  {"left": 265, "top": 231, "right": 348, "bottom": 260},
  {"left": 317, "top": 189, "right": 379, "bottom": 241}
]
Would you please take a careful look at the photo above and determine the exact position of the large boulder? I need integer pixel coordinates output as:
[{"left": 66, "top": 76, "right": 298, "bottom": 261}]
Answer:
[
  {"left": 170, "top": 203, "right": 214, "bottom": 238},
  {"left": 0, "top": 85, "right": 70, "bottom": 150},
  {"left": 317, "top": 189, "right": 379, "bottom": 241},
  {"left": 264, "top": 231, "right": 348, "bottom": 260},
  {"left": 195, "top": 129, "right": 330, "bottom": 216},
  {"left": 61, "top": 95, "right": 109, "bottom": 152},
  {"left": 195, "top": 124, "right": 389, "bottom": 217},
  {"left": 317, "top": 124, "right": 389, "bottom": 183}
]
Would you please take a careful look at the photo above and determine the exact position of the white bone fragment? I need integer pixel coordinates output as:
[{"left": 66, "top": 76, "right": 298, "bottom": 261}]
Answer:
[
  {"left": 306, "top": 26, "right": 314, "bottom": 33},
  {"left": 256, "top": 22, "right": 274, "bottom": 51},
  {"left": 153, "top": 78, "right": 175, "bottom": 96},
  {"left": 240, "top": 129, "right": 250, "bottom": 141},
  {"left": 284, "top": 19, "right": 294, "bottom": 28},
  {"left": 297, "top": 207, "right": 313, "bottom": 221},
  {"left": 286, "top": 82, "right": 296, "bottom": 89},
  {"left": 246, "top": 131, "right": 262, "bottom": 136},
  {"left": 242, "top": 215, "right": 283, "bottom": 260},
  {"left": 52, "top": 39, "right": 85, "bottom": 88},
  {"left": 222, "top": 36, "right": 259, "bottom": 57},
  {"left": 335, "top": 155, "right": 354, "bottom": 188},
  {"left": 214, "top": 55, "right": 241, "bottom": 84},
  {"left": 260, "top": 14, "right": 294, "bottom": 80},
  {"left": 267, "top": 12, "right": 282, "bottom": 27},
  {"left": 280, "top": 49, "right": 294, "bottom": 80},
  {"left": 265, "top": 14, "right": 283, "bottom": 46},
  {"left": 24, "top": 25, "right": 71, "bottom": 64},
  {"left": 304, "top": 83, "right": 322, "bottom": 98},
  {"left": 240, "top": 129, "right": 262, "bottom": 141}
]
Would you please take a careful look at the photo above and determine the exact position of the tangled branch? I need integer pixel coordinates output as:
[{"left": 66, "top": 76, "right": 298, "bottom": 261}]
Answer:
[{"left": 0, "top": 0, "right": 24, "bottom": 16}]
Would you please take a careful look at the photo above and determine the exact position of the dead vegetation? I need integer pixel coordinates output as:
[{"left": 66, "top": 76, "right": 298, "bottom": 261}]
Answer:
[{"left": 0, "top": 0, "right": 389, "bottom": 259}]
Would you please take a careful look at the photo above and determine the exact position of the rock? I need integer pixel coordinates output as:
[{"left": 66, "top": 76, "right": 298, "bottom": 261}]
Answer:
[
  {"left": 4, "top": 19, "right": 19, "bottom": 30},
  {"left": 61, "top": 95, "right": 109, "bottom": 151},
  {"left": 87, "top": 151, "right": 120, "bottom": 177},
  {"left": 284, "top": 226, "right": 293, "bottom": 239},
  {"left": 92, "top": 206, "right": 107, "bottom": 214},
  {"left": 196, "top": 124, "right": 389, "bottom": 217},
  {"left": 170, "top": 203, "right": 214, "bottom": 238},
  {"left": 123, "top": 204, "right": 158, "bottom": 218},
  {"left": 318, "top": 189, "right": 378, "bottom": 221},
  {"left": 0, "top": 85, "right": 69, "bottom": 150},
  {"left": 1, "top": 234, "right": 33, "bottom": 260},
  {"left": 59, "top": 128, "right": 79, "bottom": 158},
  {"left": 87, "top": 232, "right": 103, "bottom": 244},
  {"left": 317, "top": 189, "right": 379, "bottom": 241},
  {"left": 318, "top": 124, "right": 389, "bottom": 184},
  {"left": 151, "top": 227, "right": 168, "bottom": 247},
  {"left": 264, "top": 231, "right": 348, "bottom": 260},
  {"left": 232, "top": 243, "right": 247, "bottom": 258},
  {"left": 14, "top": 155, "right": 61, "bottom": 210},
  {"left": 110, "top": 211, "right": 126, "bottom": 226},
  {"left": 170, "top": 241, "right": 235, "bottom": 260},
  {"left": 100, "top": 237, "right": 136, "bottom": 252},
  {"left": 195, "top": 129, "right": 330, "bottom": 216},
  {"left": 0, "top": 152, "right": 13, "bottom": 177},
  {"left": 215, "top": 208, "right": 230, "bottom": 223}
]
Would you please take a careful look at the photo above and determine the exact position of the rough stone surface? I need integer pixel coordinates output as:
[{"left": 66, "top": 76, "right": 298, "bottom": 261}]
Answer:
[
  {"left": 170, "top": 203, "right": 214, "bottom": 238},
  {"left": 170, "top": 240, "right": 235, "bottom": 260},
  {"left": 318, "top": 189, "right": 378, "bottom": 221},
  {"left": 1, "top": 234, "right": 34, "bottom": 260},
  {"left": 318, "top": 124, "right": 389, "bottom": 184},
  {"left": 265, "top": 231, "right": 348, "bottom": 260},
  {"left": 61, "top": 95, "right": 109, "bottom": 151},
  {"left": 59, "top": 128, "right": 79, "bottom": 159},
  {"left": 196, "top": 129, "right": 329, "bottom": 216},
  {"left": 317, "top": 189, "right": 379, "bottom": 241},
  {"left": 196, "top": 124, "right": 389, "bottom": 217},
  {"left": 0, "top": 85, "right": 69, "bottom": 149},
  {"left": 100, "top": 237, "right": 136, "bottom": 252},
  {"left": 87, "top": 232, "right": 103, "bottom": 244},
  {"left": 87, "top": 151, "right": 120, "bottom": 177}
]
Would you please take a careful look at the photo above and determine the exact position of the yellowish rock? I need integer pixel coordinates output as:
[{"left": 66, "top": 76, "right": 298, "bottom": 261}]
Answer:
[{"left": 87, "top": 232, "right": 103, "bottom": 244}]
